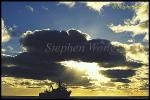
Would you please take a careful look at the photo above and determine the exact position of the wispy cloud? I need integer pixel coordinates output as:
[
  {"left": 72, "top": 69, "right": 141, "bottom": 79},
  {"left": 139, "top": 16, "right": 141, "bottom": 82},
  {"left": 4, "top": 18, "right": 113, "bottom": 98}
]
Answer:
[
  {"left": 41, "top": 6, "right": 49, "bottom": 11},
  {"left": 58, "top": 2, "right": 76, "bottom": 8},
  {"left": 25, "top": 5, "right": 34, "bottom": 12}
]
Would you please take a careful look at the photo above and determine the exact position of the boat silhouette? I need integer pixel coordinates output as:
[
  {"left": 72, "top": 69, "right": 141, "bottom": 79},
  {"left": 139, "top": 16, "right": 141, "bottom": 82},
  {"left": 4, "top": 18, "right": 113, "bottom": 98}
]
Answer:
[{"left": 39, "top": 81, "right": 71, "bottom": 99}]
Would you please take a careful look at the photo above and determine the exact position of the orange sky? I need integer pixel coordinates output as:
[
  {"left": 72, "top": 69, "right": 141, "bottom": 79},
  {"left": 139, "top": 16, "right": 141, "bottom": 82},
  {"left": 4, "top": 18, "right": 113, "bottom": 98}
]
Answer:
[{"left": 2, "top": 85, "right": 149, "bottom": 96}]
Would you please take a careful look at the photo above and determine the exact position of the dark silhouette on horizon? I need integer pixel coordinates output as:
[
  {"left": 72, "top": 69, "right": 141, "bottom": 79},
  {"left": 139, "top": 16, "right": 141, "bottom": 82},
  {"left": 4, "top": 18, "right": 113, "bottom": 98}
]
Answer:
[{"left": 39, "top": 81, "right": 71, "bottom": 99}]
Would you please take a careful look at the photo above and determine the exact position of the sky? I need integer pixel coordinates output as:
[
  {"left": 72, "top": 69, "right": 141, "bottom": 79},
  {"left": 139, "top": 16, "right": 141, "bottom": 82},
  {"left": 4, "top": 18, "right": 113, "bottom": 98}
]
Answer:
[{"left": 1, "top": 1, "right": 149, "bottom": 96}]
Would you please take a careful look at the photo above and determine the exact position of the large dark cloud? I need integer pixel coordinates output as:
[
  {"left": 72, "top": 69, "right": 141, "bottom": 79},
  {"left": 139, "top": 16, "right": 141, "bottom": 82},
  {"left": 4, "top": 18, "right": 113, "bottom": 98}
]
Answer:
[
  {"left": 19, "top": 29, "right": 145, "bottom": 67},
  {"left": 2, "top": 29, "right": 144, "bottom": 85},
  {"left": 20, "top": 29, "right": 89, "bottom": 52},
  {"left": 19, "top": 29, "right": 127, "bottom": 63}
]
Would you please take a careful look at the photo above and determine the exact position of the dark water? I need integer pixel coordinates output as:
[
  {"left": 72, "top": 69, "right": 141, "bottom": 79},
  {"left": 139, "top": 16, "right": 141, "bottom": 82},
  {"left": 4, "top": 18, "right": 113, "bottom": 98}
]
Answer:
[{"left": 2, "top": 96, "right": 149, "bottom": 99}]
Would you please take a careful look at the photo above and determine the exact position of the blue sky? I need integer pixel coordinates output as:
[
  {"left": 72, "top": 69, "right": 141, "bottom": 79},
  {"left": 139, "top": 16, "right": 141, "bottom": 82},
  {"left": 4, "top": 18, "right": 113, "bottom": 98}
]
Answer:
[
  {"left": 2, "top": 2, "right": 134, "bottom": 38},
  {"left": 2, "top": 1, "right": 149, "bottom": 55},
  {"left": 2, "top": 2, "right": 141, "bottom": 55}
]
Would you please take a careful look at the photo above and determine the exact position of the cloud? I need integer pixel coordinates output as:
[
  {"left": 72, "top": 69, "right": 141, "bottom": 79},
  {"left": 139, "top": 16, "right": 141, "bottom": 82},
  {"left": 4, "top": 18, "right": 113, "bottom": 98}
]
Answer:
[
  {"left": 109, "top": 23, "right": 148, "bottom": 36},
  {"left": 58, "top": 2, "right": 76, "bottom": 8},
  {"left": 2, "top": 55, "right": 91, "bottom": 86},
  {"left": 20, "top": 29, "right": 91, "bottom": 52},
  {"left": 84, "top": 2, "right": 123, "bottom": 12},
  {"left": 100, "top": 69, "right": 136, "bottom": 78},
  {"left": 139, "top": 82, "right": 149, "bottom": 90},
  {"left": 1, "top": 19, "right": 11, "bottom": 43},
  {"left": 2, "top": 29, "right": 144, "bottom": 67},
  {"left": 2, "top": 29, "right": 146, "bottom": 87},
  {"left": 127, "top": 39, "right": 134, "bottom": 43},
  {"left": 132, "top": 2, "right": 149, "bottom": 24},
  {"left": 25, "top": 5, "right": 34, "bottom": 12},
  {"left": 8, "top": 24, "right": 18, "bottom": 37},
  {"left": 2, "top": 77, "right": 54, "bottom": 88},
  {"left": 41, "top": 6, "right": 49, "bottom": 11},
  {"left": 98, "top": 41, "right": 147, "bottom": 68},
  {"left": 111, "top": 78, "right": 131, "bottom": 83},
  {"left": 2, "top": 64, "right": 90, "bottom": 85},
  {"left": 19, "top": 29, "right": 126, "bottom": 63},
  {"left": 100, "top": 69, "right": 136, "bottom": 83},
  {"left": 2, "top": 48, "right": 6, "bottom": 53},
  {"left": 57, "top": 2, "right": 148, "bottom": 42},
  {"left": 58, "top": 2, "right": 123, "bottom": 13},
  {"left": 111, "top": 42, "right": 149, "bottom": 65},
  {"left": 7, "top": 46, "right": 14, "bottom": 51},
  {"left": 109, "top": 2, "right": 149, "bottom": 41},
  {"left": 84, "top": 2, "right": 112, "bottom": 12},
  {"left": 99, "top": 60, "right": 143, "bottom": 68}
]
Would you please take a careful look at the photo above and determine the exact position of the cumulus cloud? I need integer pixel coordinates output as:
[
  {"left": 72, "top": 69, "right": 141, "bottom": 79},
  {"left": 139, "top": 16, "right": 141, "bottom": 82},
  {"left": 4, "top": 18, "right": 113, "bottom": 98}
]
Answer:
[
  {"left": 3, "top": 29, "right": 145, "bottom": 67},
  {"left": 98, "top": 41, "right": 147, "bottom": 68},
  {"left": 19, "top": 29, "right": 126, "bottom": 63},
  {"left": 84, "top": 2, "right": 112, "bottom": 12},
  {"left": 109, "top": 2, "right": 149, "bottom": 41},
  {"left": 1, "top": 19, "right": 11, "bottom": 43},
  {"left": 132, "top": 3, "right": 149, "bottom": 24}
]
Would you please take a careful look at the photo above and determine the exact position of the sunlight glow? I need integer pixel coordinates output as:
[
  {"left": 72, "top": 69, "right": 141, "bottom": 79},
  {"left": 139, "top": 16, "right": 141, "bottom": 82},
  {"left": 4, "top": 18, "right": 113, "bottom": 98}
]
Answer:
[{"left": 59, "top": 60, "right": 110, "bottom": 86}]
